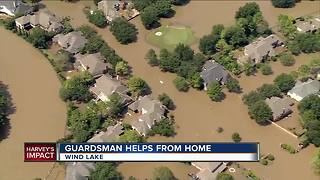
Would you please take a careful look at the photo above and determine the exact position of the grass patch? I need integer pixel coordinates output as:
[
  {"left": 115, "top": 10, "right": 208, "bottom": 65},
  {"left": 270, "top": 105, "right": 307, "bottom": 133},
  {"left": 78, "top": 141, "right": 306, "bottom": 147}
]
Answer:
[{"left": 146, "top": 25, "right": 197, "bottom": 51}]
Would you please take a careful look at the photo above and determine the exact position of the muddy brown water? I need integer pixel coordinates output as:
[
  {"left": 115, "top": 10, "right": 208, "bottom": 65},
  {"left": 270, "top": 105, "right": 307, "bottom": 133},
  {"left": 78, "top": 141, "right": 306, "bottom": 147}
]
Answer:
[
  {"left": 0, "top": 28, "right": 66, "bottom": 179},
  {"left": 42, "top": 0, "right": 320, "bottom": 179}
]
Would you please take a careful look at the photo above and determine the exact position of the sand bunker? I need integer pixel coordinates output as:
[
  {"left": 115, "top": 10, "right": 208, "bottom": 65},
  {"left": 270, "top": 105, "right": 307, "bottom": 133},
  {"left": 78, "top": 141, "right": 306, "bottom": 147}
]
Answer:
[{"left": 155, "top": 32, "right": 163, "bottom": 36}]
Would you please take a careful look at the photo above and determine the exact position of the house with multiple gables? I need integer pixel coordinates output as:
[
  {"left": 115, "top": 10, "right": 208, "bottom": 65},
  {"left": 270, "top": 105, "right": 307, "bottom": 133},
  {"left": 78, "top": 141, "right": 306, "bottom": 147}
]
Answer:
[
  {"left": 74, "top": 53, "right": 111, "bottom": 78},
  {"left": 287, "top": 79, "right": 320, "bottom": 102},
  {"left": 200, "top": 60, "right": 230, "bottom": 90},
  {"left": 53, "top": 31, "right": 88, "bottom": 54},
  {"left": 97, "top": 0, "right": 139, "bottom": 23},
  {"left": 128, "top": 96, "right": 166, "bottom": 136},
  {"left": 15, "top": 9, "right": 63, "bottom": 33},
  {"left": 238, "top": 34, "right": 284, "bottom": 64},
  {"left": 265, "top": 96, "right": 293, "bottom": 121}
]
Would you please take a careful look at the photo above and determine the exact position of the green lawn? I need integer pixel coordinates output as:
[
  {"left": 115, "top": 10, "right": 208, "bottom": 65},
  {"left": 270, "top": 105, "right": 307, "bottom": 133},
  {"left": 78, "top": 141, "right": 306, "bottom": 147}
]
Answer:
[{"left": 146, "top": 25, "right": 197, "bottom": 50}]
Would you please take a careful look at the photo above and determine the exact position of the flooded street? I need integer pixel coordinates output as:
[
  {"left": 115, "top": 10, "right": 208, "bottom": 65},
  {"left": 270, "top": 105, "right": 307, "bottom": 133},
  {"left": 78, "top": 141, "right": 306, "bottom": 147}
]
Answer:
[
  {"left": 0, "top": 28, "right": 66, "bottom": 179},
  {"left": 43, "top": 0, "right": 320, "bottom": 179}
]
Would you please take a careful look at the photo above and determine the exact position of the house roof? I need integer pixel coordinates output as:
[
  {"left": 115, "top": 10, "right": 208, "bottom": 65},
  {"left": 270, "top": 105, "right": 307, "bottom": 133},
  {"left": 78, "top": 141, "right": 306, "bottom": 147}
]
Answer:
[
  {"left": 288, "top": 79, "right": 320, "bottom": 99},
  {"left": 53, "top": 31, "right": 87, "bottom": 54},
  {"left": 89, "top": 74, "right": 130, "bottom": 102},
  {"left": 200, "top": 60, "right": 229, "bottom": 85},
  {"left": 295, "top": 18, "right": 320, "bottom": 32},
  {"left": 0, "top": 0, "right": 32, "bottom": 16},
  {"left": 97, "top": 0, "right": 120, "bottom": 22},
  {"left": 129, "top": 96, "right": 165, "bottom": 135},
  {"left": 192, "top": 162, "right": 227, "bottom": 180},
  {"left": 76, "top": 53, "right": 108, "bottom": 76},
  {"left": 65, "top": 162, "right": 95, "bottom": 180},
  {"left": 265, "top": 97, "right": 293, "bottom": 120},
  {"left": 244, "top": 34, "right": 283, "bottom": 62},
  {"left": 88, "top": 123, "right": 124, "bottom": 142}
]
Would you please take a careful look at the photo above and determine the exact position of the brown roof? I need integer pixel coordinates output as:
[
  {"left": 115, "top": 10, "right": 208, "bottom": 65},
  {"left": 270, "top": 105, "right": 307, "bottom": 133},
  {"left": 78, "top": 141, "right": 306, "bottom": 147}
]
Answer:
[{"left": 76, "top": 53, "right": 109, "bottom": 77}]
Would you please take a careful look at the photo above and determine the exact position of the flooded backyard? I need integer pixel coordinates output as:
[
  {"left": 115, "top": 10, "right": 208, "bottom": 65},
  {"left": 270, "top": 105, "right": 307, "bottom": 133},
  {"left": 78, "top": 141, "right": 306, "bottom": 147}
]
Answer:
[
  {"left": 0, "top": 28, "right": 66, "bottom": 179},
  {"left": 3, "top": 0, "right": 318, "bottom": 179}
]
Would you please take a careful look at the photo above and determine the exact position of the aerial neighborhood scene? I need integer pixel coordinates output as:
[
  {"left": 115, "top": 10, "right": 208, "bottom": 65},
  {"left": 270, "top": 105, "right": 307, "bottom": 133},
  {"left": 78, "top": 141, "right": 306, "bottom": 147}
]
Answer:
[{"left": 1, "top": 0, "right": 320, "bottom": 180}]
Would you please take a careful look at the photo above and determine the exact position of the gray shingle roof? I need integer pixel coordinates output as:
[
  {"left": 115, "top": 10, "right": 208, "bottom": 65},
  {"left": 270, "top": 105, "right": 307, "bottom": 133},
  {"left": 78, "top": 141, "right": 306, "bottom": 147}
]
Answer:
[
  {"left": 88, "top": 123, "right": 124, "bottom": 142},
  {"left": 0, "top": 0, "right": 32, "bottom": 16},
  {"left": 192, "top": 162, "right": 227, "bottom": 180},
  {"left": 200, "top": 60, "right": 229, "bottom": 86},
  {"left": 76, "top": 53, "right": 109, "bottom": 77},
  {"left": 65, "top": 162, "right": 95, "bottom": 180},
  {"left": 53, "top": 31, "right": 87, "bottom": 54},
  {"left": 265, "top": 97, "right": 293, "bottom": 121},
  {"left": 288, "top": 79, "right": 320, "bottom": 100}
]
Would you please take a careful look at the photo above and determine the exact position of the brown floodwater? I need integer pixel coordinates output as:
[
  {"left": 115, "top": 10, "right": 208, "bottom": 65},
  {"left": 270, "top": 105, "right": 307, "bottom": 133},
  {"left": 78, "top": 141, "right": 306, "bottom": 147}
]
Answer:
[
  {"left": 43, "top": 1, "right": 320, "bottom": 179},
  {"left": 0, "top": 28, "right": 66, "bottom": 179}
]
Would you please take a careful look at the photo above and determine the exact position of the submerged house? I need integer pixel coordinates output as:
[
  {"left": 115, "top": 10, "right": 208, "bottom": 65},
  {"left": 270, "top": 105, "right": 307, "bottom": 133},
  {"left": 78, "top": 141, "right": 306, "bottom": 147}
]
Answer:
[
  {"left": 128, "top": 96, "right": 166, "bottom": 136},
  {"left": 200, "top": 60, "right": 230, "bottom": 90},
  {"left": 287, "top": 79, "right": 320, "bottom": 101},
  {"left": 97, "top": 0, "right": 139, "bottom": 23},
  {"left": 15, "top": 9, "right": 63, "bottom": 33},
  {"left": 89, "top": 74, "right": 131, "bottom": 104},
  {"left": 239, "top": 34, "right": 284, "bottom": 64},
  {"left": 0, "top": 0, "right": 32, "bottom": 16},
  {"left": 75, "top": 53, "right": 110, "bottom": 77},
  {"left": 53, "top": 31, "right": 87, "bottom": 54},
  {"left": 265, "top": 97, "right": 293, "bottom": 121},
  {"left": 65, "top": 162, "right": 95, "bottom": 180},
  {"left": 88, "top": 122, "right": 124, "bottom": 142},
  {"left": 191, "top": 162, "right": 227, "bottom": 180}
]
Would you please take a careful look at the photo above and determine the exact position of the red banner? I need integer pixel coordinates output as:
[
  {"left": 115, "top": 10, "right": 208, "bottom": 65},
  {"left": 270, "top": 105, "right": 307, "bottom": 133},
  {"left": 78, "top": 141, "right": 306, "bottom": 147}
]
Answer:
[{"left": 24, "top": 143, "right": 56, "bottom": 162}]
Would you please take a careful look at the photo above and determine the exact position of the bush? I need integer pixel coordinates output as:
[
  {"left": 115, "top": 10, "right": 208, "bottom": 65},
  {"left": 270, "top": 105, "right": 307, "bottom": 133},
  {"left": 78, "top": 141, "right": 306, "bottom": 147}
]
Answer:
[
  {"left": 207, "top": 81, "right": 224, "bottom": 102},
  {"left": 226, "top": 78, "right": 241, "bottom": 93},
  {"left": 232, "top": 132, "right": 242, "bottom": 143},
  {"left": 216, "top": 172, "right": 234, "bottom": 180},
  {"left": 27, "top": 27, "right": 51, "bottom": 49},
  {"left": 127, "top": 77, "right": 150, "bottom": 96},
  {"left": 274, "top": 73, "right": 295, "bottom": 93},
  {"left": 260, "top": 159, "right": 268, "bottom": 165},
  {"left": 260, "top": 63, "right": 273, "bottom": 75},
  {"left": 145, "top": 49, "right": 159, "bottom": 66},
  {"left": 272, "top": 0, "right": 296, "bottom": 8},
  {"left": 257, "top": 84, "right": 281, "bottom": 99},
  {"left": 173, "top": 77, "right": 189, "bottom": 92},
  {"left": 242, "top": 91, "right": 264, "bottom": 106},
  {"left": 279, "top": 53, "right": 295, "bottom": 66},
  {"left": 216, "top": 127, "right": 224, "bottom": 133},
  {"left": 243, "top": 62, "right": 256, "bottom": 76},
  {"left": 110, "top": 17, "right": 138, "bottom": 44},
  {"left": 267, "top": 154, "right": 275, "bottom": 161},
  {"left": 149, "top": 118, "right": 175, "bottom": 137},
  {"left": 158, "top": 93, "right": 175, "bottom": 110},
  {"left": 87, "top": 10, "right": 107, "bottom": 28},
  {"left": 280, "top": 143, "right": 296, "bottom": 154}
]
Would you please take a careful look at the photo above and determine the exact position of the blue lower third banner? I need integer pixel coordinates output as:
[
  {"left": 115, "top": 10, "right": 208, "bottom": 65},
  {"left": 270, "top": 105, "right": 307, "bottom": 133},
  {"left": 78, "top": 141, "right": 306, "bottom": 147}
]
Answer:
[{"left": 57, "top": 143, "right": 259, "bottom": 162}]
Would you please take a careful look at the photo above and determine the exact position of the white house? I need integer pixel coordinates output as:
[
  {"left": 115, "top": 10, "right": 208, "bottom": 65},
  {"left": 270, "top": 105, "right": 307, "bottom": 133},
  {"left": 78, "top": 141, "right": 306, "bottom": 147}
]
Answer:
[{"left": 287, "top": 79, "right": 320, "bottom": 101}]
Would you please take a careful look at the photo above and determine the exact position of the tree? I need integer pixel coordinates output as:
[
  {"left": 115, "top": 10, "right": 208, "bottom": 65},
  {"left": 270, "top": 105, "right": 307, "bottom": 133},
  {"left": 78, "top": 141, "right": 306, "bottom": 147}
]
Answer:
[
  {"left": 290, "top": 33, "right": 320, "bottom": 54},
  {"left": 93, "top": 0, "right": 102, "bottom": 5},
  {"left": 140, "top": 6, "right": 160, "bottom": 29},
  {"left": 153, "top": 166, "right": 176, "bottom": 180},
  {"left": 222, "top": 26, "right": 248, "bottom": 47},
  {"left": 77, "top": 25, "right": 97, "bottom": 39},
  {"left": 272, "top": 0, "right": 296, "bottom": 8},
  {"left": 257, "top": 84, "right": 281, "bottom": 99},
  {"left": 105, "top": 93, "right": 124, "bottom": 118},
  {"left": 312, "top": 150, "right": 320, "bottom": 174},
  {"left": 127, "top": 77, "right": 150, "bottom": 96},
  {"left": 279, "top": 53, "right": 295, "bottom": 66},
  {"left": 159, "top": 49, "right": 180, "bottom": 72},
  {"left": 110, "top": 17, "right": 138, "bottom": 44},
  {"left": 173, "top": 77, "right": 189, "bottom": 92},
  {"left": 158, "top": 93, "right": 175, "bottom": 110},
  {"left": 212, "top": 24, "right": 225, "bottom": 36},
  {"left": 199, "top": 34, "right": 220, "bottom": 54},
  {"left": 90, "top": 163, "right": 122, "bottom": 180},
  {"left": 278, "top": 14, "right": 296, "bottom": 39},
  {"left": 0, "top": 86, "right": 9, "bottom": 125},
  {"left": 3, "top": 17, "right": 16, "bottom": 30},
  {"left": 232, "top": 132, "right": 242, "bottom": 143},
  {"left": 260, "top": 63, "right": 273, "bottom": 75},
  {"left": 243, "top": 61, "right": 256, "bottom": 76},
  {"left": 216, "top": 172, "right": 234, "bottom": 180},
  {"left": 242, "top": 91, "right": 264, "bottom": 106},
  {"left": 87, "top": 10, "right": 107, "bottom": 28},
  {"left": 115, "top": 61, "right": 129, "bottom": 76},
  {"left": 274, "top": 73, "right": 295, "bottom": 93},
  {"left": 119, "top": 130, "right": 145, "bottom": 142},
  {"left": 249, "top": 101, "right": 272, "bottom": 124},
  {"left": 174, "top": 44, "right": 194, "bottom": 62},
  {"left": 149, "top": 118, "right": 175, "bottom": 137},
  {"left": 55, "top": 50, "right": 74, "bottom": 72},
  {"left": 59, "top": 72, "right": 93, "bottom": 102},
  {"left": 155, "top": 0, "right": 173, "bottom": 17},
  {"left": 27, "top": 27, "right": 50, "bottom": 49},
  {"left": 145, "top": 49, "right": 159, "bottom": 66},
  {"left": 132, "top": 0, "right": 154, "bottom": 11},
  {"left": 190, "top": 73, "right": 204, "bottom": 90},
  {"left": 207, "top": 81, "right": 224, "bottom": 102},
  {"left": 83, "top": 35, "right": 105, "bottom": 53},
  {"left": 226, "top": 78, "right": 241, "bottom": 93},
  {"left": 235, "top": 2, "right": 260, "bottom": 19}
]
